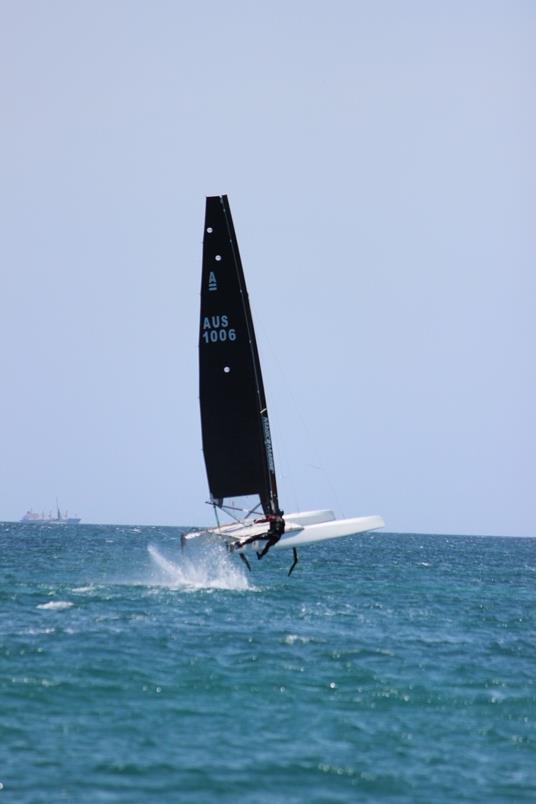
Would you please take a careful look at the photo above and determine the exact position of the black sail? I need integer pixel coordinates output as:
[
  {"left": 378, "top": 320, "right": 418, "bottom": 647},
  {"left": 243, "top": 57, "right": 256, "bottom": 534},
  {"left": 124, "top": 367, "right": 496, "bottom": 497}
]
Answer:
[{"left": 199, "top": 195, "right": 280, "bottom": 516}]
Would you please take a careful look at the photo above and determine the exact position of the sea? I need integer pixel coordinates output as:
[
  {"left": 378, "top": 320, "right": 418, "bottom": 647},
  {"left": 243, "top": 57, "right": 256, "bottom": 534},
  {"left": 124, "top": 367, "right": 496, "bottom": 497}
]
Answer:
[{"left": 1, "top": 523, "right": 535, "bottom": 803}]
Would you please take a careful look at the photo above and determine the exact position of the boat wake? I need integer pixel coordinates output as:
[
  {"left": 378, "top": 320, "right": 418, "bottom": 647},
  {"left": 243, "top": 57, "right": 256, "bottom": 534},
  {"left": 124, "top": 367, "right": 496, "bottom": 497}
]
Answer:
[{"left": 147, "top": 543, "right": 252, "bottom": 591}]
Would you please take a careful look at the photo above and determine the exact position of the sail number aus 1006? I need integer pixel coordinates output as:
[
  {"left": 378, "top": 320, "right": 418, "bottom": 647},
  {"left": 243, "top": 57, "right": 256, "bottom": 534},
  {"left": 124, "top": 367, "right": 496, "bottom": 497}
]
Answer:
[
  {"left": 202, "top": 329, "right": 236, "bottom": 343},
  {"left": 202, "top": 315, "right": 236, "bottom": 344}
]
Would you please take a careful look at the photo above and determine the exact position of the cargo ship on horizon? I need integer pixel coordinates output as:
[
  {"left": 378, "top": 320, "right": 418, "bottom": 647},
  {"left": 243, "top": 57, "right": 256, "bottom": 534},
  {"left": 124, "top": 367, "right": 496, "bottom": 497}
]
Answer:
[{"left": 21, "top": 504, "right": 81, "bottom": 524}]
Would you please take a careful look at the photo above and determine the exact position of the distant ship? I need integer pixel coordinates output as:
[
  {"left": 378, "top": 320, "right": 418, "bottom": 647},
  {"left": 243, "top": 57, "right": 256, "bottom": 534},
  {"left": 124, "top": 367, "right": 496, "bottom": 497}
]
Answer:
[{"left": 20, "top": 503, "right": 81, "bottom": 524}]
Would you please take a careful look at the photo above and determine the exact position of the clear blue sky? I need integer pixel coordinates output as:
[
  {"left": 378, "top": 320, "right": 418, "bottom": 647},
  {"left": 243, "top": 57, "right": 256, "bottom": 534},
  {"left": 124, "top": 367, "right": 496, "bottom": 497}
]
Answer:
[{"left": 1, "top": 1, "right": 534, "bottom": 534}]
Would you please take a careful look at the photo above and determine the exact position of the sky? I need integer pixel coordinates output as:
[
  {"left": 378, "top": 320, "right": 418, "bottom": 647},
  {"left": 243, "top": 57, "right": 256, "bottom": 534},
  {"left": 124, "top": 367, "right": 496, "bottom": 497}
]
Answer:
[{"left": 0, "top": 1, "right": 534, "bottom": 535}]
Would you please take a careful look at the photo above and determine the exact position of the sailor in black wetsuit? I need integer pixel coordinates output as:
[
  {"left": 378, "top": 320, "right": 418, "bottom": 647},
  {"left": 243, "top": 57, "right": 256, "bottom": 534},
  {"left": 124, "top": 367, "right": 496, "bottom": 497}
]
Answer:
[
  {"left": 233, "top": 510, "right": 285, "bottom": 559},
  {"left": 257, "top": 511, "right": 285, "bottom": 558}
]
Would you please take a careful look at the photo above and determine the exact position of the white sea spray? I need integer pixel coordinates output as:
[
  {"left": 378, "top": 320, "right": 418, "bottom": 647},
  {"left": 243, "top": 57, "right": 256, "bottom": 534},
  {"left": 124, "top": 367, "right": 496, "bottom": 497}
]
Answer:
[{"left": 147, "top": 542, "right": 252, "bottom": 592}]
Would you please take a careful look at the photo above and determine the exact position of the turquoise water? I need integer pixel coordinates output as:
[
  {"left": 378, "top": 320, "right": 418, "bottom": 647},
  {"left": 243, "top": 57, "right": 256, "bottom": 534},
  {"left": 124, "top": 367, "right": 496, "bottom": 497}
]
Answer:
[{"left": 1, "top": 523, "right": 535, "bottom": 803}]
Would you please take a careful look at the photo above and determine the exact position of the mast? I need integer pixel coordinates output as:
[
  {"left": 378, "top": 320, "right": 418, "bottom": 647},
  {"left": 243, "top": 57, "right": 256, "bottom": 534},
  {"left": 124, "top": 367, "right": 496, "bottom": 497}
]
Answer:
[{"left": 199, "top": 195, "right": 280, "bottom": 517}]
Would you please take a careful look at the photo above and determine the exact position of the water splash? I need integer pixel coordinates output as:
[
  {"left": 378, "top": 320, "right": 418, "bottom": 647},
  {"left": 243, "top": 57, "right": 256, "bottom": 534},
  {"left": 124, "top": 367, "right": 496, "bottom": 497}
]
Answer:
[{"left": 147, "top": 542, "right": 252, "bottom": 591}]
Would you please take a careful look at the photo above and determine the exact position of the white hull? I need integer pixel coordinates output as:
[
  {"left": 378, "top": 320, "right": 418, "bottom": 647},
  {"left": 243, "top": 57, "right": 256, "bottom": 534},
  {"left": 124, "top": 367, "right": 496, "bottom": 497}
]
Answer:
[
  {"left": 271, "top": 515, "right": 385, "bottom": 550},
  {"left": 185, "top": 511, "right": 384, "bottom": 552}
]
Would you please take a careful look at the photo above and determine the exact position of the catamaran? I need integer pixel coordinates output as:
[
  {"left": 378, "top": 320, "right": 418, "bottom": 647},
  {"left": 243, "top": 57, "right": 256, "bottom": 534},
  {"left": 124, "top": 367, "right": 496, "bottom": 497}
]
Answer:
[{"left": 183, "top": 195, "right": 384, "bottom": 574}]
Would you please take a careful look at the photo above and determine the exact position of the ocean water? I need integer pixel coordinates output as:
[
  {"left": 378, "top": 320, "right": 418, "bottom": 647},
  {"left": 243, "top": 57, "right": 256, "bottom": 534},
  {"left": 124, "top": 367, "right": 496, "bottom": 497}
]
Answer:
[{"left": 1, "top": 523, "right": 535, "bottom": 803}]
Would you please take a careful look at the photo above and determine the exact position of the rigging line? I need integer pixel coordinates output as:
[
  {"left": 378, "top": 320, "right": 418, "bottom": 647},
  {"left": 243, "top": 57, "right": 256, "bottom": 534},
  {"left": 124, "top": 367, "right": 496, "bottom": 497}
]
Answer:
[
  {"left": 220, "top": 504, "right": 249, "bottom": 524},
  {"left": 245, "top": 502, "right": 262, "bottom": 518},
  {"left": 212, "top": 502, "right": 221, "bottom": 530},
  {"left": 212, "top": 502, "right": 251, "bottom": 514},
  {"left": 205, "top": 502, "right": 245, "bottom": 525}
]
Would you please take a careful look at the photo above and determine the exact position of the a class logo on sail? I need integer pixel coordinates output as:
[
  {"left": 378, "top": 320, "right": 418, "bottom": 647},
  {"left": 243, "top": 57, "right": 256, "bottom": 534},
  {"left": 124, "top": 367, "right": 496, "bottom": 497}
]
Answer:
[{"left": 208, "top": 272, "right": 218, "bottom": 292}]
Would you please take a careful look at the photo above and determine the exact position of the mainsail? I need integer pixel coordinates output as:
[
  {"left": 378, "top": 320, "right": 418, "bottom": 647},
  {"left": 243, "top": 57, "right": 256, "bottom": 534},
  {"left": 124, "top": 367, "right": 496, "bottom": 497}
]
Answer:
[{"left": 199, "top": 195, "right": 280, "bottom": 517}]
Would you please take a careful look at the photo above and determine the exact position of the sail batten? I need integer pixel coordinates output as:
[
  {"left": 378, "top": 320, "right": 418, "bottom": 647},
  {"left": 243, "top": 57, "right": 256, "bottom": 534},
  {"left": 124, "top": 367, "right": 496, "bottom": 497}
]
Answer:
[{"left": 199, "top": 195, "right": 279, "bottom": 516}]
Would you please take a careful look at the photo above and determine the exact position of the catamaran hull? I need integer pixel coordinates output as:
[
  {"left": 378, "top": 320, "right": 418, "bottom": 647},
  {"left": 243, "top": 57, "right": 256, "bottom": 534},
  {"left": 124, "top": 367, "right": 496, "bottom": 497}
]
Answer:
[
  {"left": 185, "top": 513, "right": 384, "bottom": 552},
  {"left": 268, "top": 515, "right": 385, "bottom": 550}
]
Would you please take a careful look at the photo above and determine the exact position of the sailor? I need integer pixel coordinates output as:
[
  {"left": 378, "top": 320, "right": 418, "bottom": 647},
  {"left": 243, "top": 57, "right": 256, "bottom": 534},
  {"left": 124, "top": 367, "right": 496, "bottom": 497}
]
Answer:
[
  {"left": 233, "top": 509, "right": 285, "bottom": 556},
  {"left": 257, "top": 510, "right": 285, "bottom": 558}
]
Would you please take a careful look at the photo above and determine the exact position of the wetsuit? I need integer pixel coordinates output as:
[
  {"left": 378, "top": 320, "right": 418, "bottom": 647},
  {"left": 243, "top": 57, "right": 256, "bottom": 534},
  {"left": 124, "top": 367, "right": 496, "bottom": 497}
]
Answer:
[
  {"left": 257, "top": 512, "right": 285, "bottom": 558},
  {"left": 233, "top": 511, "right": 285, "bottom": 557}
]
